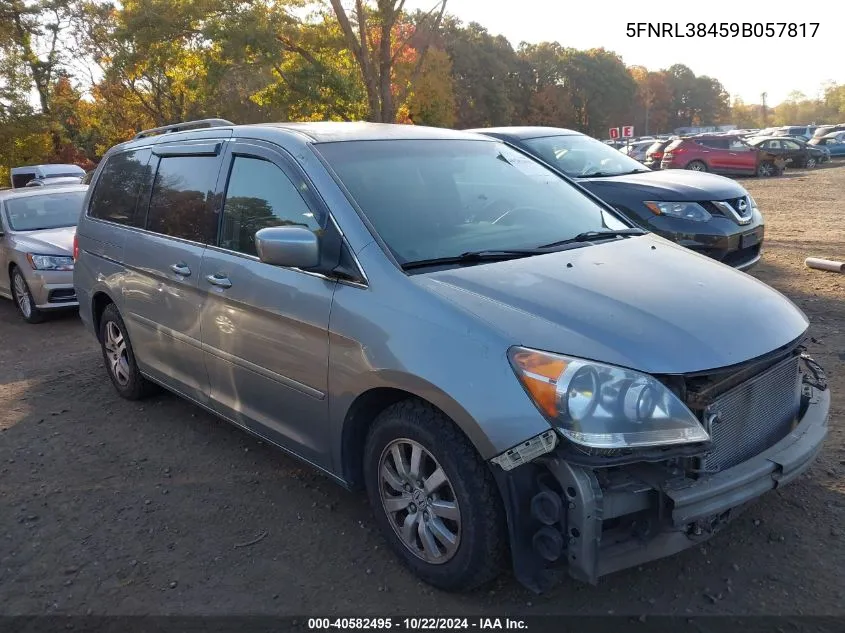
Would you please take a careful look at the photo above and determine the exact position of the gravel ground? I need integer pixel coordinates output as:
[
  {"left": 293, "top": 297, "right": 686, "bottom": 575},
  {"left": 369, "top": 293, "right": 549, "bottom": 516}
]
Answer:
[{"left": 1, "top": 163, "right": 844, "bottom": 616}]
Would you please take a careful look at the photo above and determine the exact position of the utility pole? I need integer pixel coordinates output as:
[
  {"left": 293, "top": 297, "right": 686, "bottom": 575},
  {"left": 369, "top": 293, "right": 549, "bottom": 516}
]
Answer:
[{"left": 761, "top": 92, "right": 768, "bottom": 127}]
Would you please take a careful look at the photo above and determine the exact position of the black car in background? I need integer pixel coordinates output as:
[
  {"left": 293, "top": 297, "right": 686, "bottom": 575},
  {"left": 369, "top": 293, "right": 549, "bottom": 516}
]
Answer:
[
  {"left": 468, "top": 127, "right": 765, "bottom": 271},
  {"left": 747, "top": 136, "right": 828, "bottom": 168}
]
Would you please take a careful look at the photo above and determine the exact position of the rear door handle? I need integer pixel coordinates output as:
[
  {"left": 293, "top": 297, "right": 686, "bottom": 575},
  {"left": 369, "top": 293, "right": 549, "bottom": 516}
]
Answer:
[
  {"left": 205, "top": 273, "right": 232, "bottom": 289},
  {"left": 170, "top": 262, "right": 191, "bottom": 276}
]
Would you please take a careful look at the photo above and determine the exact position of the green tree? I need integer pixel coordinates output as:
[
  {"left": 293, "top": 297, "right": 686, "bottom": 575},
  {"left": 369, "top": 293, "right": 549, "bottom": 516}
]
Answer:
[
  {"left": 403, "top": 46, "right": 456, "bottom": 127},
  {"left": 326, "top": 0, "right": 447, "bottom": 122},
  {"left": 560, "top": 48, "right": 635, "bottom": 136},
  {"left": 731, "top": 96, "right": 760, "bottom": 128},
  {"left": 440, "top": 19, "right": 521, "bottom": 128}
]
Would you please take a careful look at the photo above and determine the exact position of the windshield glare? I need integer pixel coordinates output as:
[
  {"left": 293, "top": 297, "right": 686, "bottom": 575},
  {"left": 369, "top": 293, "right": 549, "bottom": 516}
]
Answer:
[
  {"left": 523, "top": 134, "right": 650, "bottom": 177},
  {"left": 316, "top": 139, "right": 628, "bottom": 265},
  {"left": 4, "top": 191, "right": 86, "bottom": 231}
]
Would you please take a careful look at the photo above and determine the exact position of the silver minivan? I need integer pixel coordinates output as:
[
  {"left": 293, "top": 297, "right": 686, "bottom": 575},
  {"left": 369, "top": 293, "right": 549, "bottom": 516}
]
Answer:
[{"left": 74, "top": 120, "right": 830, "bottom": 593}]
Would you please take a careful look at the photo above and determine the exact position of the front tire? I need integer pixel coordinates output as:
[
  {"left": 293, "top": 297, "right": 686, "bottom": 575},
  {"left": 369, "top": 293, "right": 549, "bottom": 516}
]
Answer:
[
  {"left": 10, "top": 266, "right": 44, "bottom": 324},
  {"left": 805, "top": 156, "right": 817, "bottom": 169},
  {"left": 99, "top": 303, "right": 156, "bottom": 400},
  {"left": 685, "top": 160, "right": 707, "bottom": 172},
  {"left": 364, "top": 399, "right": 507, "bottom": 592}
]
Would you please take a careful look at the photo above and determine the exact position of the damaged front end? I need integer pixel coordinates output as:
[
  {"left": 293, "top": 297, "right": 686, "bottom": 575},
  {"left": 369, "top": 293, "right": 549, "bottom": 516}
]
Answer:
[{"left": 492, "top": 346, "right": 830, "bottom": 593}]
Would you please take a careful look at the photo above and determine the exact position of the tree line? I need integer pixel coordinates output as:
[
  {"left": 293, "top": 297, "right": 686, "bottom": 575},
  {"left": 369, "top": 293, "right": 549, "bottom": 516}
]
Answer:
[{"left": 2, "top": 0, "right": 845, "bottom": 182}]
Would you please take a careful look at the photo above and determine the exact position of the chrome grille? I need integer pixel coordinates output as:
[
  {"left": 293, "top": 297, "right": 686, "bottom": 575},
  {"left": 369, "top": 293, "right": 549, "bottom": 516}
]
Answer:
[
  {"left": 711, "top": 195, "right": 753, "bottom": 225},
  {"left": 702, "top": 355, "right": 801, "bottom": 472}
]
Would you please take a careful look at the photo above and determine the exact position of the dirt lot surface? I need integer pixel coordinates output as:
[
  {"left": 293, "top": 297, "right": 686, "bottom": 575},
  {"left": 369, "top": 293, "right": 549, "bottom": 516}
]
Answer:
[{"left": 1, "top": 164, "right": 844, "bottom": 617}]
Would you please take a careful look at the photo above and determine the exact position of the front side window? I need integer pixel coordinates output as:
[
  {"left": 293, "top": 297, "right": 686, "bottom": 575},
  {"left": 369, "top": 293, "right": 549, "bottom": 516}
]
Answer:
[
  {"left": 315, "top": 139, "right": 628, "bottom": 265},
  {"left": 88, "top": 148, "right": 152, "bottom": 227},
  {"left": 521, "top": 134, "right": 649, "bottom": 178},
  {"left": 783, "top": 140, "right": 802, "bottom": 150},
  {"left": 145, "top": 155, "right": 219, "bottom": 243},
  {"left": 219, "top": 156, "right": 321, "bottom": 256},
  {"left": 4, "top": 190, "right": 87, "bottom": 231}
]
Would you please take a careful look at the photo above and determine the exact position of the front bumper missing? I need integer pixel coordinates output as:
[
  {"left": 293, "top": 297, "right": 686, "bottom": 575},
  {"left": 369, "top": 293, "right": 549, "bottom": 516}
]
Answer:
[{"left": 492, "top": 382, "right": 830, "bottom": 593}]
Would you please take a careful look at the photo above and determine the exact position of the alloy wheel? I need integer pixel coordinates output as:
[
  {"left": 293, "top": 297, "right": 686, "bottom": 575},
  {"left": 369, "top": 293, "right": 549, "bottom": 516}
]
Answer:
[
  {"left": 12, "top": 272, "right": 32, "bottom": 318},
  {"left": 378, "top": 438, "right": 461, "bottom": 564},
  {"left": 104, "top": 321, "right": 131, "bottom": 386},
  {"left": 758, "top": 163, "right": 774, "bottom": 177}
]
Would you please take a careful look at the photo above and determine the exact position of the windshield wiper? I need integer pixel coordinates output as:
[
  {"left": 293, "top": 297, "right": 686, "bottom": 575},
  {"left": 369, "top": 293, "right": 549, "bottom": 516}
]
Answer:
[
  {"left": 577, "top": 171, "right": 616, "bottom": 178},
  {"left": 579, "top": 169, "right": 650, "bottom": 178},
  {"left": 401, "top": 249, "right": 544, "bottom": 271},
  {"left": 538, "top": 228, "right": 647, "bottom": 249}
]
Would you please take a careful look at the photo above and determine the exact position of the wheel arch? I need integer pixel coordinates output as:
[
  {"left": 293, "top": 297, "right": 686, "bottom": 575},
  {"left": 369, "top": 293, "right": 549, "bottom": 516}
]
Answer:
[
  {"left": 91, "top": 290, "right": 117, "bottom": 341},
  {"left": 339, "top": 376, "right": 500, "bottom": 490}
]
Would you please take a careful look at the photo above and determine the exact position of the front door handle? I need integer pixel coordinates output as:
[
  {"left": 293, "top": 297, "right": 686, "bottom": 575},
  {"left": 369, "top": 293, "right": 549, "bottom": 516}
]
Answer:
[
  {"left": 205, "top": 273, "right": 232, "bottom": 289},
  {"left": 170, "top": 262, "right": 191, "bottom": 276}
]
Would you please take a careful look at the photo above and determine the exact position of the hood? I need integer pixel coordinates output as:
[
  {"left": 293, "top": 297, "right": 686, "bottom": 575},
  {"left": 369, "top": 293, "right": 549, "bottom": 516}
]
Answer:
[
  {"left": 11, "top": 226, "right": 75, "bottom": 255},
  {"left": 415, "top": 235, "right": 808, "bottom": 375},
  {"left": 578, "top": 170, "right": 746, "bottom": 202}
]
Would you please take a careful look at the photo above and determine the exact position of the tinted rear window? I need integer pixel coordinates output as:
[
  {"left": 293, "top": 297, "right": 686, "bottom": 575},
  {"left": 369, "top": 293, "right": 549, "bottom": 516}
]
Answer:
[
  {"left": 88, "top": 148, "right": 152, "bottom": 227},
  {"left": 145, "top": 155, "right": 219, "bottom": 243},
  {"left": 697, "top": 138, "right": 729, "bottom": 149}
]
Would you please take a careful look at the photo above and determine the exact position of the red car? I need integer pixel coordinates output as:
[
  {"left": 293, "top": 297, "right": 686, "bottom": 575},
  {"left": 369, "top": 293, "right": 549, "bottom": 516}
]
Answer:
[{"left": 661, "top": 135, "right": 785, "bottom": 177}]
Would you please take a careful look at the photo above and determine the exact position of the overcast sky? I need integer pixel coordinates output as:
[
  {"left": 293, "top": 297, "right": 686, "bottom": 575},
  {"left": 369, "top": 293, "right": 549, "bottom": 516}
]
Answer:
[{"left": 410, "top": 0, "right": 840, "bottom": 106}]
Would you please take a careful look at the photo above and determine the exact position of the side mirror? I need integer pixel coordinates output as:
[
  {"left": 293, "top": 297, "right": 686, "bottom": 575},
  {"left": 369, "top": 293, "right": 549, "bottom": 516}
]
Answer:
[{"left": 255, "top": 226, "right": 320, "bottom": 269}]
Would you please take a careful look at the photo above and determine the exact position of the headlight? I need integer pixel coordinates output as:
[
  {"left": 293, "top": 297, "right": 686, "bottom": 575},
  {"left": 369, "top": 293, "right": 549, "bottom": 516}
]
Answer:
[
  {"left": 644, "top": 201, "right": 712, "bottom": 222},
  {"left": 508, "top": 347, "right": 709, "bottom": 449},
  {"left": 27, "top": 254, "right": 74, "bottom": 271}
]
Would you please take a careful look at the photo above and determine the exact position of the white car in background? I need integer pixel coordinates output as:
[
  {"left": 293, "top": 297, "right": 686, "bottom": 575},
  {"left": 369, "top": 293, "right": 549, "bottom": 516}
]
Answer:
[{"left": 618, "top": 139, "right": 654, "bottom": 162}]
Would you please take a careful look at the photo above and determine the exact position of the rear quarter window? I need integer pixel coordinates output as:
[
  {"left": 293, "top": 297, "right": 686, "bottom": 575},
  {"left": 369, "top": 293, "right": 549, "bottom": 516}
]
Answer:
[{"left": 88, "top": 148, "right": 153, "bottom": 227}]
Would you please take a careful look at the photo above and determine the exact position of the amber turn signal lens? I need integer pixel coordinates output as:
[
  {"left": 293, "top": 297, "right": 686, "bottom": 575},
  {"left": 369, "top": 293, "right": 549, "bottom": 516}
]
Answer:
[{"left": 510, "top": 350, "right": 568, "bottom": 418}]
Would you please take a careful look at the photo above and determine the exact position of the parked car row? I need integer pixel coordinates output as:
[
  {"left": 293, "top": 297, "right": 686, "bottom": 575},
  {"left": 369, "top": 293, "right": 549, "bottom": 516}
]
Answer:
[
  {"left": 631, "top": 126, "right": 844, "bottom": 177},
  {"left": 470, "top": 127, "right": 764, "bottom": 270}
]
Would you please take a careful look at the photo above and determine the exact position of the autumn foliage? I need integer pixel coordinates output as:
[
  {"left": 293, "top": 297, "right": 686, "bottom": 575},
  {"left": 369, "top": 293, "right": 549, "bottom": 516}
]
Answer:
[{"left": 2, "top": 0, "right": 845, "bottom": 181}]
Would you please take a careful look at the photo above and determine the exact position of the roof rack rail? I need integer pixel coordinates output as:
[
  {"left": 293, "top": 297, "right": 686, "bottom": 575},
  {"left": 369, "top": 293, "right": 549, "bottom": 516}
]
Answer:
[{"left": 133, "top": 118, "right": 234, "bottom": 140}]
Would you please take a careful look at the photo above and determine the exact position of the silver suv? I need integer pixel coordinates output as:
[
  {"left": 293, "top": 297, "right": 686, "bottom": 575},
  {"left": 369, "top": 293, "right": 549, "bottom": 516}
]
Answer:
[{"left": 74, "top": 119, "right": 830, "bottom": 592}]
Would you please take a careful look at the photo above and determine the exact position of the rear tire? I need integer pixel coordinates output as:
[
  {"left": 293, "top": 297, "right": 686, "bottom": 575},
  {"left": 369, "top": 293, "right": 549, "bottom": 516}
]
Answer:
[
  {"left": 363, "top": 399, "right": 508, "bottom": 592},
  {"left": 685, "top": 160, "right": 707, "bottom": 172},
  {"left": 10, "top": 266, "right": 44, "bottom": 324},
  {"left": 756, "top": 161, "right": 777, "bottom": 177},
  {"left": 99, "top": 303, "right": 156, "bottom": 400}
]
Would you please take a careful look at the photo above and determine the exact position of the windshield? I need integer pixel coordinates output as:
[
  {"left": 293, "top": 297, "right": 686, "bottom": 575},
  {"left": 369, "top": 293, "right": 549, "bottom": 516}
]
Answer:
[
  {"left": 316, "top": 139, "right": 629, "bottom": 265},
  {"left": 522, "top": 134, "right": 650, "bottom": 177},
  {"left": 4, "top": 190, "right": 86, "bottom": 231}
]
